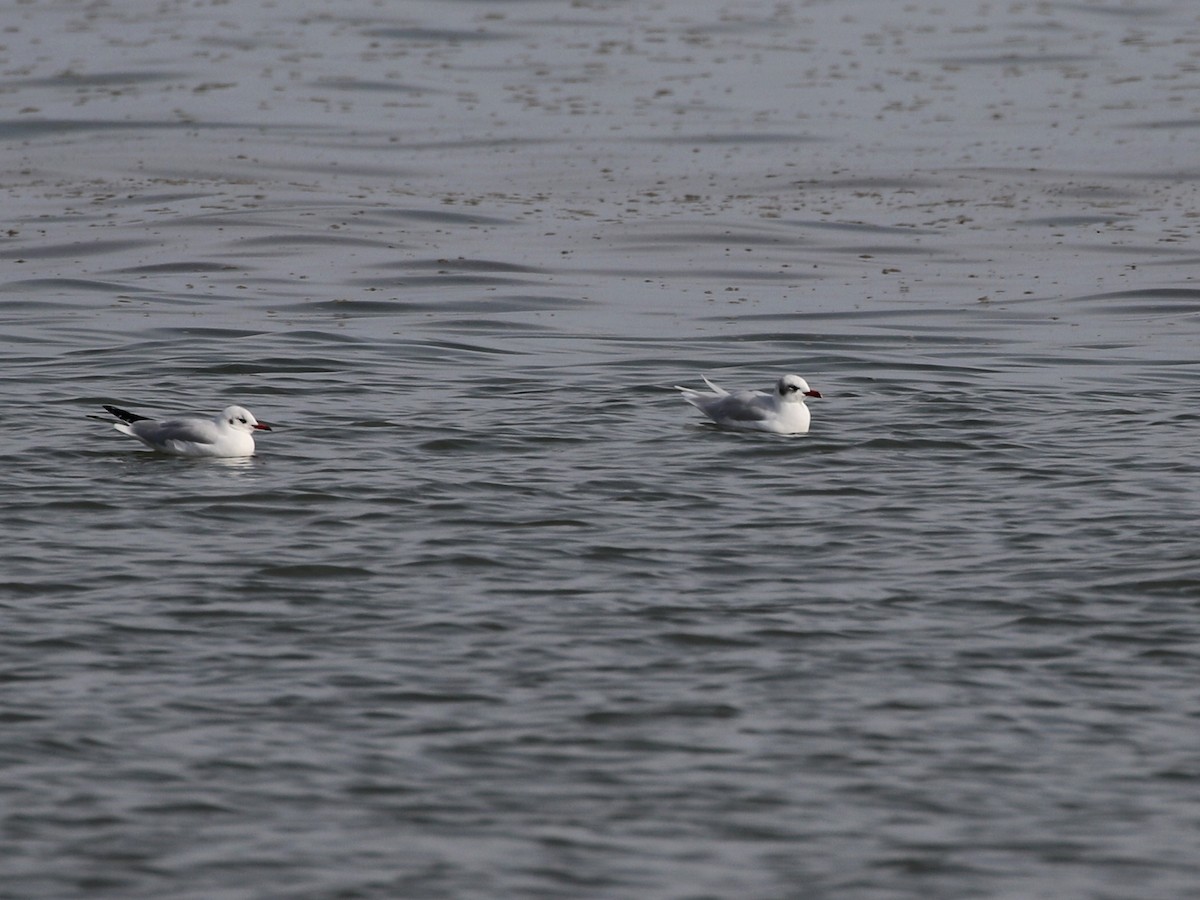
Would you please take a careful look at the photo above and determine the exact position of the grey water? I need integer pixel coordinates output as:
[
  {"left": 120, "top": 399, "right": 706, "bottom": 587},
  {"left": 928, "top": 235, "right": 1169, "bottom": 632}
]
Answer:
[{"left": 2, "top": 1, "right": 1199, "bottom": 897}]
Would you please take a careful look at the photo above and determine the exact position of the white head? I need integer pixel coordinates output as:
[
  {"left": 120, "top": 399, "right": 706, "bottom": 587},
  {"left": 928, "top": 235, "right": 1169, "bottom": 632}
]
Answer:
[
  {"left": 776, "top": 374, "right": 821, "bottom": 403},
  {"left": 220, "top": 405, "right": 272, "bottom": 433}
]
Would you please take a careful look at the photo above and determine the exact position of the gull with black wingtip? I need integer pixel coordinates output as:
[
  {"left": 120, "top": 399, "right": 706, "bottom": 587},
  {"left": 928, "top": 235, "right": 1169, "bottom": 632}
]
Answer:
[{"left": 102, "top": 404, "right": 273, "bottom": 458}]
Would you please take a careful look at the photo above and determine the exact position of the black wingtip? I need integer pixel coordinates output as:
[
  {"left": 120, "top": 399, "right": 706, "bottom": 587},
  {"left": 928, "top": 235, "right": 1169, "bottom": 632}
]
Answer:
[{"left": 103, "top": 405, "right": 151, "bottom": 423}]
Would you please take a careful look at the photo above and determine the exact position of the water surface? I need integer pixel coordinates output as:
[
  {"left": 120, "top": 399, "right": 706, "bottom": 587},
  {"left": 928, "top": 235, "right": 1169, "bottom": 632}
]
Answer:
[{"left": 2, "top": 1, "right": 1199, "bottom": 897}]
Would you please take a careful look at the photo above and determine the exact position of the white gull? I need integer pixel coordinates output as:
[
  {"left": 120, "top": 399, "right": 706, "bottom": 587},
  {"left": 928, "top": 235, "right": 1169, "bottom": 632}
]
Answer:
[
  {"left": 103, "top": 404, "right": 273, "bottom": 457},
  {"left": 676, "top": 374, "right": 821, "bottom": 434}
]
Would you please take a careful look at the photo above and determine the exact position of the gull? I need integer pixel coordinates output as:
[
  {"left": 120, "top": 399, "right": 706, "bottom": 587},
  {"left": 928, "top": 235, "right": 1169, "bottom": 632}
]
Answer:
[
  {"left": 676, "top": 374, "right": 821, "bottom": 434},
  {"left": 102, "top": 404, "right": 273, "bottom": 457}
]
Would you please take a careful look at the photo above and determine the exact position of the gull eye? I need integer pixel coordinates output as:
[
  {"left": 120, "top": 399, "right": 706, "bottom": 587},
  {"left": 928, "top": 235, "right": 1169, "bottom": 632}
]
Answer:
[{"left": 239, "top": 416, "right": 247, "bottom": 423}]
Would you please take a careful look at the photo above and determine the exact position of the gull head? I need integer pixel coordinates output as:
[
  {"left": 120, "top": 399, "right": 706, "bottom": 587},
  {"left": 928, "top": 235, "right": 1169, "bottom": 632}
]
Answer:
[
  {"left": 776, "top": 374, "right": 821, "bottom": 402},
  {"left": 221, "top": 405, "right": 272, "bottom": 433}
]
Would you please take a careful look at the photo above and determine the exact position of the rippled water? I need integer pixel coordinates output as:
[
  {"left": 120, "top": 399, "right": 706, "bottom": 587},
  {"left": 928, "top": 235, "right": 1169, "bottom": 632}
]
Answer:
[{"left": 3, "top": 1, "right": 1200, "bottom": 897}]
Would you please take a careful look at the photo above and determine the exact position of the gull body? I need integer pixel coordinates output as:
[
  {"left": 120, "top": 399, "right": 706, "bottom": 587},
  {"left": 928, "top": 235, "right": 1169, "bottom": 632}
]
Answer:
[
  {"left": 103, "top": 404, "right": 272, "bottom": 457},
  {"left": 675, "top": 374, "right": 821, "bottom": 434}
]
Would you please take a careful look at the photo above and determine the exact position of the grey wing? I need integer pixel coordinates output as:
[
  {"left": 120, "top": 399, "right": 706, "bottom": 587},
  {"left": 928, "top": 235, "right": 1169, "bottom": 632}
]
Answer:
[
  {"left": 708, "top": 391, "right": 772, "bottom": 421},
  {"left": 132, "top": 417, "right": 218, "bottom": 445}
]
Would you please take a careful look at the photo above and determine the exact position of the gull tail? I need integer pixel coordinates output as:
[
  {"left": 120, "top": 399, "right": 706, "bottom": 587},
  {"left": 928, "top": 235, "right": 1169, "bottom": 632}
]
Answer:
[{"left": 673, "top": 376, "right": 729, "bottom": 399}]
